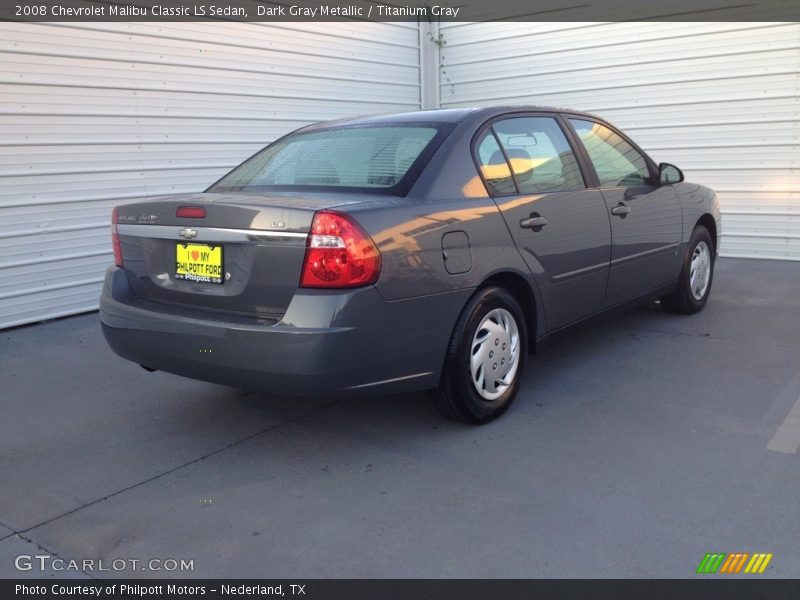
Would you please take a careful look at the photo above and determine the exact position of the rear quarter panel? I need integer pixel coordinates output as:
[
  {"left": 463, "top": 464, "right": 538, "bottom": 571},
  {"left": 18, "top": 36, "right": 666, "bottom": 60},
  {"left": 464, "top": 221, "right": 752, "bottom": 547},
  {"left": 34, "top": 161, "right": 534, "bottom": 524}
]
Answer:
[{"left": 352, "top": 197, "right": 530, "bottom": 301}]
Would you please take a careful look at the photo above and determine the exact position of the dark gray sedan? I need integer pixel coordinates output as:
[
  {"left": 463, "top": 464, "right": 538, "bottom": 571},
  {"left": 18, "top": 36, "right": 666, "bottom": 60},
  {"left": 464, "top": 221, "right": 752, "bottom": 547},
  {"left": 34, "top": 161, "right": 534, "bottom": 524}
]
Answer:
[{"left": 100, "top": 106, "right": 720, "bottom": 423}]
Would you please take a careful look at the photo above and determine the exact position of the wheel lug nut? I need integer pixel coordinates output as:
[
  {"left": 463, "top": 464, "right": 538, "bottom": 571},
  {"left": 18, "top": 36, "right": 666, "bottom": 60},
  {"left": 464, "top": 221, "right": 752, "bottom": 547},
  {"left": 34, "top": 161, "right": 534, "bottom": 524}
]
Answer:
[
  {"left": 501, "top": 358, "right": 505, "bottom": 365},
  {"left": 495, "top": 339, "right": 499, "bottom": 346},
  {"left": 493, "top": 363, "right": 497, "bottom": 370},
  {"left": 489, "top": 351, "right": 494, "bottom": 358},
  {"left": 502, "top": 343, "right": 506, "bottom": 350}
]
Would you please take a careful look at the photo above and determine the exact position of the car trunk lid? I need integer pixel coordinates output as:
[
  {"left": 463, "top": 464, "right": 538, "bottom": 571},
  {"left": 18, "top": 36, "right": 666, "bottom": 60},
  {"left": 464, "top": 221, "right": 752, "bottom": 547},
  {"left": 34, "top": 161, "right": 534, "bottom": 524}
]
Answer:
[{"left": 115, "top": 192, "right": 360, "bottom": 318}]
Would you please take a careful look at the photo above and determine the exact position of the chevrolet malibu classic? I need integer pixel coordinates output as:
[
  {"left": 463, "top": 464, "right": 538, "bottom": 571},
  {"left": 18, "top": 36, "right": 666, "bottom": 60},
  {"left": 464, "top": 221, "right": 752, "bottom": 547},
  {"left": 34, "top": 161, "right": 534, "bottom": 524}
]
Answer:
[{"left": 100, "top": 107, "right": 720, "bottom": 423}]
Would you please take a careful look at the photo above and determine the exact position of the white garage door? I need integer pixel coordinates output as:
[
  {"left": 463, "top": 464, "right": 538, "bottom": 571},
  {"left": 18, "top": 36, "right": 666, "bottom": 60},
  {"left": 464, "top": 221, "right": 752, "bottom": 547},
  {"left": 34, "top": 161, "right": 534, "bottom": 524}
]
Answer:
[
  {"left": 0, "top": 22, "right": 423, "bottom": 329},
  {"left": 438, "top": 22, "right": 800, "bottom": 261}
]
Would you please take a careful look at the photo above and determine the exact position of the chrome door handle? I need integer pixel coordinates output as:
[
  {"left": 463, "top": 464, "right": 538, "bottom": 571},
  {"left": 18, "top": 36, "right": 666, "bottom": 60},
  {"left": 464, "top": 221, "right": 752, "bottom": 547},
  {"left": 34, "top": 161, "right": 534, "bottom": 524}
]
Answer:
[
  {"left": 610, "top": 203, "right": 631, "bottom": 218},
  {"left": 520, "top": 214, "right": 548, "bottom": 231}
]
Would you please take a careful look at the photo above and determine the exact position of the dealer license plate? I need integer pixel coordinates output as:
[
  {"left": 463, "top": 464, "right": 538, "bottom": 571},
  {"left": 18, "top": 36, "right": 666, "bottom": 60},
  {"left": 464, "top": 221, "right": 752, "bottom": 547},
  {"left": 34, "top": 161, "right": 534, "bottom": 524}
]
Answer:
[{"left": 175, "top": 243, "right": 223, "bottom": 284}]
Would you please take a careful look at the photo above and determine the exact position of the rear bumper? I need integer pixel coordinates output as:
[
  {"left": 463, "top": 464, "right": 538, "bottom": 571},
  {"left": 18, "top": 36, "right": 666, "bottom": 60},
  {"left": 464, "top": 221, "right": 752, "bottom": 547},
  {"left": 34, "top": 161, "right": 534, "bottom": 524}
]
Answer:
[{"left": 99, "top": 267, "right": 469, "bottom": 398}]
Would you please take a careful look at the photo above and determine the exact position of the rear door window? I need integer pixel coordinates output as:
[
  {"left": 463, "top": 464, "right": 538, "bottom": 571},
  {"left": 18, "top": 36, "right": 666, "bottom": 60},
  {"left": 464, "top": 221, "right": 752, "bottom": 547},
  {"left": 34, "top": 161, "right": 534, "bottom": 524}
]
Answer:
[
  {"left": 492, "top": 117, "right": 586, "bottom": 194},
  {"left": 475, "top": 131, "right": 516, "bottom": 196}
]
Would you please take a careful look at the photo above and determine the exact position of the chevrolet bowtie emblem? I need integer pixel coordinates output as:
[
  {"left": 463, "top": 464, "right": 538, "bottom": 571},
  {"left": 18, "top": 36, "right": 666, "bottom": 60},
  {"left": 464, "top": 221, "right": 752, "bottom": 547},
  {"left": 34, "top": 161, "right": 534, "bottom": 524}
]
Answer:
[{"left": 179, "top": 227, "right": 198, "bottom": 239}]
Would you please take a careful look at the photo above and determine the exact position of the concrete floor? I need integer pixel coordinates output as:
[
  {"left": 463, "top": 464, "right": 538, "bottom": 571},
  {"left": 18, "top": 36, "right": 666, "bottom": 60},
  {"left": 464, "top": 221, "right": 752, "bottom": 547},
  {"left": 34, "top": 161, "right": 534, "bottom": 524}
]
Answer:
[{"left": 1, "top": 257, "right": 798, "bottom": 579}]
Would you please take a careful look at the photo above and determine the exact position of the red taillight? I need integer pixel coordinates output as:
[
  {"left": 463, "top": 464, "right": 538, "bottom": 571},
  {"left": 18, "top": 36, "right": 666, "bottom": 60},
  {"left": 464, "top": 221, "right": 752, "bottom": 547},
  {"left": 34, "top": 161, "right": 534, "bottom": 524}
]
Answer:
[
  {"left": 175, "top": 206, "right": 206, "bottom": 218},
  {"left": 300, "top": 211, "right": 381, "bottom": 288},
  {"left": 111, "top": 206, "right": 123, "bottom": 267}
]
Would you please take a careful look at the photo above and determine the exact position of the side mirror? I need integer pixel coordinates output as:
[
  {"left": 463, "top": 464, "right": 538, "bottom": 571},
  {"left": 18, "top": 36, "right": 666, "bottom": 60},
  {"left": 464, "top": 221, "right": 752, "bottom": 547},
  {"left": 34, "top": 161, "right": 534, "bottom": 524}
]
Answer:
[{"left": 659, "top": 162, "right": 684, "bottom": 185}]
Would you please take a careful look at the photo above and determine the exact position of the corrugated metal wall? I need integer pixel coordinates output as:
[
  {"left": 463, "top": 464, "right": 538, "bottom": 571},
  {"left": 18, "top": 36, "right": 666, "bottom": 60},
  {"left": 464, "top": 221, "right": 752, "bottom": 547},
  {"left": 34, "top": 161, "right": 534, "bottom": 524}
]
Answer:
[
  {"left": 2, "top": 21, "right": 798, "bottom": 329},
  {"left": 438, "top": 22, "right": 800, "bottom": 261},
  {"left": 0, "top": 21, "right": 422, "bottom": 329}
]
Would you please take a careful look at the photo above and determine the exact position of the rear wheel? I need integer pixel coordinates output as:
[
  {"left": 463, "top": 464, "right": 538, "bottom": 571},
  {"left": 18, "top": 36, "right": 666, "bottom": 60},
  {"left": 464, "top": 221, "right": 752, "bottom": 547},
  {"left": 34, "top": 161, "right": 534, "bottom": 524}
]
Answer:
[
  {"left": 662, "top": 224, "right": 714, "bottom": 314},
  {"left": 434, "top": 287, "right": 527, "bottom": 424}
]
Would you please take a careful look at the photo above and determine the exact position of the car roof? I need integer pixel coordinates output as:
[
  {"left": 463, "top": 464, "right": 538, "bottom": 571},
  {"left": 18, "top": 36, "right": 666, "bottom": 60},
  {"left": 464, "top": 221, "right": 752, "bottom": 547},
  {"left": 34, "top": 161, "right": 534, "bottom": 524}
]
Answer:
[{"left": 302, "top": 106, "right": 603, "bottom": 130}]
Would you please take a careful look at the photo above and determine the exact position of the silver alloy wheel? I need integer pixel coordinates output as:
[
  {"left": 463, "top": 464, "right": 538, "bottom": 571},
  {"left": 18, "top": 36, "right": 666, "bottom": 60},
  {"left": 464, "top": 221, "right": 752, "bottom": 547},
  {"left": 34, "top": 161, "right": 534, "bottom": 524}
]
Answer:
[
  {"left": 689, "top": 240, "right": 712, "bottom": 301},
  {"left": 469, "top": 308, "right": 520, "bottom": 401}
]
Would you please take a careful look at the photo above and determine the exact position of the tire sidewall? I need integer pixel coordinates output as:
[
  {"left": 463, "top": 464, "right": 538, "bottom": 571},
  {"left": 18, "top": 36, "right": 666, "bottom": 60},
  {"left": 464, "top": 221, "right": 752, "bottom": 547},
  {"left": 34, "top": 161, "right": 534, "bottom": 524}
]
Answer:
[
  {"left": 452, "top": 287, "right": 527, "bottom": 423},
  {"left": 682, "top": 227, "right": 715, "bottom": 310}
]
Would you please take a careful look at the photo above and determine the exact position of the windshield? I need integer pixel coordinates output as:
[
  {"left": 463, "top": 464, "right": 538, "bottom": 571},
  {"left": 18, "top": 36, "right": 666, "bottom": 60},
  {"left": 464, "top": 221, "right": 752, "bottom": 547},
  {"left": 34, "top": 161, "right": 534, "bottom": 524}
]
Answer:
[{"left": 209, "top": 124, "right": 443, "bottom": 195}]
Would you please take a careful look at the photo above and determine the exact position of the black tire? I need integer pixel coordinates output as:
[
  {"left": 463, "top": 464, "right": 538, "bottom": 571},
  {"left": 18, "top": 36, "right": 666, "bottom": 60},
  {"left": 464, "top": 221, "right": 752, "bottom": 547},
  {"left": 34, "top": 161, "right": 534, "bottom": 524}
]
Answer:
[
  {"left": 661, "top": 224, "right": 715, "bottom": 314},
  {"left": 434, "top": 286, "right": 528, "bottom": 424}
]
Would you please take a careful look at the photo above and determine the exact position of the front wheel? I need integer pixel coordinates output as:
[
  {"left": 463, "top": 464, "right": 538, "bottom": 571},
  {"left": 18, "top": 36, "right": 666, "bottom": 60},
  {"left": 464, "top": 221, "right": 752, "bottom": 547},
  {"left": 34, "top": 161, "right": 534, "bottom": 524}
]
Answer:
[
  {"left": 662, "top": 225, "right": 715, "bottom": 314},
  {"left": 434, "top": 287, "right": 527, "bottom": 424}
]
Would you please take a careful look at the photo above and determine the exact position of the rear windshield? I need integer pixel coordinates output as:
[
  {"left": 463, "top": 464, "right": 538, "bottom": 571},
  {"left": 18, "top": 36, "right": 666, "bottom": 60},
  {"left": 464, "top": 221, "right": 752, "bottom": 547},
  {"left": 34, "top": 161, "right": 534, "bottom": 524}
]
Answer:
[{"left": 209, "top": 124, "right": 444, "bottom": 195}]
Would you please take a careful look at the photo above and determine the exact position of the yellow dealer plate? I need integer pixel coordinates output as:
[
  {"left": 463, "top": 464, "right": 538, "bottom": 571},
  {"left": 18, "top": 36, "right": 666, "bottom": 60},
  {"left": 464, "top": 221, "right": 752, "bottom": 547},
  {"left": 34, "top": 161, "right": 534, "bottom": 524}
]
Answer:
[{"left": 175, "top": 243, "right": 223, "bottom": 284}]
